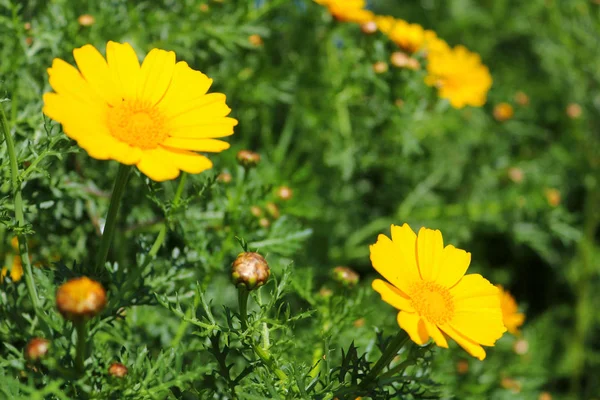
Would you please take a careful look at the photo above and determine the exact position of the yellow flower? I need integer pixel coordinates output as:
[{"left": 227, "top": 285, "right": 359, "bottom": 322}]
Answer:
[
  {"left": 371, "top": 224, "right": 506, "bottom": 360},
  {"left": 313, "top": 0, "right": 375, "bottom": 24},
  {"left": 1, "top": 255, "right": 23, "bottom": 282},
  {"left": 493, "top": 102, "right": 514, "bottom": 122},
  {"left": 56, "top": 277, "right": 107, "bottom": 321},
  {"left": 425, "top": 45, "right": 492, "bottom": 109},
  {"left": 497, "top": 285, "right": 525, "bottom": 335},
  {"left": 43, "top": 41, "right": 237, "bottom": 182},
  {"left": 376, "top": 17, "right": 447, "bottom": 55}
]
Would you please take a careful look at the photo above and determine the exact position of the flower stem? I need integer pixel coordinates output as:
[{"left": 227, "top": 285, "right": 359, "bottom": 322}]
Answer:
[
  {"left": 74, "top": 320, "right": 89, "bottom": 373},
  {"left": 365, "top": 331, "right": 409, "bottom": 382},
  {"left": 95, "top": 164, "right": 131, "bottom": 274},
  {"left": 0, "top": 102, "right": 40, "bottom": 311},
  {"left": 238, "top": 286, "right": 249, "bottom": 330}
]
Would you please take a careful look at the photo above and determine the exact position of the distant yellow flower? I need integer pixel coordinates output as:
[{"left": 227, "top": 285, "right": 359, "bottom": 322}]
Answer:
[
  {"left": 371, "top": 224, "right": 506, "bottom": 360},
  {"left": 493, "top": 103, "right": 514, "bottom": 122},
  {"left": 313, "top": 0, "right": 375, "bottom": 24},
  {"left": 1, "top": 255, "right": 23, "bottom": 282},
  {"left": 497, "top": 285, "right": 525, "bottom": 335},
  {"left": 43, "top": 41, "right": 237, "bottom": 182},
  {"left": 56, "top": 277, "right": 107, "bottom": 321},
  {"left": 425, "top": 45, "right": 492, "bottom": 109},
  {"left": 376, "top": 16, "right": 447, "bottom": 55}
]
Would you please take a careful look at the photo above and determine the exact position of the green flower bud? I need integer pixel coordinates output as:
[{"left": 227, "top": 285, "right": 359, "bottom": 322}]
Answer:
[
  {"left": 332, "top": 266, "right": 359, "bottom": 287},
  {"left": 236, "top": 150, "right": 261, "bottom": 168}
]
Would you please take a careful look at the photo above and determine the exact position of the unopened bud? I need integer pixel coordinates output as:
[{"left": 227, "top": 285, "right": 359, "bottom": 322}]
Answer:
[
  {"left": 332, "top": 266, "right": 359, "bottom": 287},
  {"left": 372, "top": 61, "right": 388, "bottom": 74},
  {"left": 360, "top": 21, "right": 377, "bottom": 34},
  {"left": 493, "top": 103, "right": 514, "bottom": 122},
  {"left": 25, "top": 338, "right": 50, "bottom": 362},
  {"left": 232, "top": 252, "right": 270, "bottom": 290},
  {"left": 538, "top": 392, "right": 552, "bottom": 400},
  {"left": 250, "top": 206, "right": 263, "bottom": 217},
  {"left": 24, "top": 22, "right": 32, "bottom": 31},
  {"left": 544, "top": 188, "right": 561, "bottom": 207},
  {"left": 390, "top": 52, "right": 419, "bottom": 70},
  {"left": 276, "top": 186, "right": 293, "bottom": 201},
  {"left": 318, "top": 287, "right": 333, "bottom": 298},
  {"left": 456, "top": 359, "right": 469, "bottom": 375},
  {"left": 514, "top": 91, "right": 529, "bottom": 106},
  {"left": 258, "top": 218, "right": 270, "bottom": 228},
  {"left": 501, "top": 377, "right": 522, "bottom": 393},
  {"left": 265, "top": 202, "right": 280, "bottom": 219},
  {"left": 248, "top": 34, "right": 263, "bottom": 47},
  {"left": 513, "top": 338, "right": 529, "bottom": 355},
  {"left": 56, "top": 277, "right": 106, "bottom": 321},
  {"left": 566, "top": 103, "right": 582, "bottom": 119},
  {"left": 507, "top": 167, "right": 524, "bottom": 183},
  {"left": 108, "top": 362, "right": 128, "bottom": 378},
  {"left": 217, "top": 172, "right": 232, "bottom": 183},
  {"left": 199, "top": 3, "right": 209, "bottom": 12},
  {"left": 77, "top": 14, "right": 95, "bottom": 27},
  {"left": 236, "top": 150, "right": 260, "bottom": 168}
]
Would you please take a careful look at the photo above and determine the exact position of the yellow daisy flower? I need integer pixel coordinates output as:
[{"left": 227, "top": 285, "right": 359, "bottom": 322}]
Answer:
[
  {"left": 497, "top": 285, "right": 525, "bottom": 335},
  {"left": 1, "top": 255, "right": 23, "bottom": 282},
  {"left": 371, "top": 224, "right": 506, "bottom": 360},
  {"left": 376, "top": 16, "right": 447, "bottom": 55},
  {"left": 313, "top": 0, "right": 375, "bottom": 24},
  {"left": 425, "top": 45, "right": 492, "bottom": 109},
  {"left": 43, "top": 41, "right": 237, "bottom": 182}
]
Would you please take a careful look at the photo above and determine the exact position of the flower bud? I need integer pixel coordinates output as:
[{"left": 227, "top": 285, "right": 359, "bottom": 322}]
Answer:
[
  {"left": 332, "top": 266, "right": 359, "bottom": 287},
  {"left": 390, "top": 52, "right": 419, "bottom": 70},
  {"left": 25, "top": 338, "right": 50, "bottom": 362},
  {"left": 544, "top": 188, "right": 561, "bottom": 207},
  {"left": 258, "top": 218, "right": 270, "bottom": 228},
  {"left": 217, "top": 172, "right": 232, "bottom": 183},
  {"left": 77, "top": 14, "right": 95, "bottom": 27},
  {"left": 56, "top": 277, "right": 106, "bottom": 321},
  {"left": 236, "top": 150, "right": 261, "bottom": 168},
  {"left": 456, "top": 359, "right": 469, "bottom": 375},
  {"left": 248, "top": 34, "right": 263, "bottom": 47},
  {"left": 360, "top": 21, "right": 378, "bottom": 34},
  {"left": 566, "top": 103, "right": 582, "bottom": 119},
  {"left": 514, "top": 91, "right": 529, "bottom": 106},
  {"left": 231, "top": 252, "right": 270, "bottom": 290},
  {"left": 538, "top": 392, "right": 552, "bottom": 400},
  {"left": 372, "top": 61, "right": 388, "bottom": 74},
  {"left": 493, "top": 103, "right": 514, "bottom": 122},
  {"left": 265, "top": 202, "right": 280, "bottom": 219},
  {"left": 250, "top": 206, "right": 263, "bottom": 217},
  {"left": 24, "top": 22, "right": 31, "bottom": 31},
  {"left": 276, "top": 186, "right": 293, "bottom": 201},
  {"left": 108, "top": 362, "right": 128, "bottom": 378},
  {"left": 507, "top": 167, "right": 524, "bottom": 184},
  {"left": 199, "top": 3, "right": 209, "bottom": 12},
  {"left": 513, "top": 338, "right": 529, "bottom": 355}
]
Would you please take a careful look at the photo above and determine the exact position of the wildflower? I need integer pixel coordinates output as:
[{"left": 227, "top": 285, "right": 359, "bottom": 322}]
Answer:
[
  {"left": 56, "top": 277, "right": 107, "bottom": 321},
  {"left": 43, "top": 41, "right": 237, "bottom": 181},
  {"left": 425, "top": 45, "right": 492, "bottom": 109},
  {"left": 493, "top": 103, "right": 514, "bottom": 122},
  {"left": 313, "top": 0, "right": 375, "bottom": 24},
  {"left": 25, "top": 338, "right": 50, "bottom": 361},
  {"left": 545, "top": 188, "right": 561, "bottom": 207},
  {"left": 497, "top": 285, "right": 525, "bottom": 335},
  {"left": 276, "top": 186, "right": 293, "bottom": 201},
  {"left": 248, "top": 34, "right": 263, "bottom": 47},
  {"left": 108, "top": 362, "right": 128, "bottom": 378},
  {"left": 77, "top": 14, "right": 95, "bottom": 27},
  {"left": 236, "top": 150, "right": 260, "bottom": 168},
  {"left": 377, "top": 17, "right": 442, "bottom": 54},
  {"left": 1, "top": 255, "right": 23, "bottom": 282},
  {"left": 371, "top": 224, "right": 506, "bottom": 360},
  {"left": 566, "top": 103, "right": 582, "bottom": 119},
  {"left": 507, "top": 167, "right": 524, "bottom": 184},
  {"left": 514, "top": 91, "right": 529, "bottom": 106},
  {"left": 332, "top": 266, "right": 360, "bottom": 287},
  {"left": 231, "top": 252, "right": 270, "bottom": 290},
  {"left": 372, "top": 61, "right": 388, "bottom": 74}
]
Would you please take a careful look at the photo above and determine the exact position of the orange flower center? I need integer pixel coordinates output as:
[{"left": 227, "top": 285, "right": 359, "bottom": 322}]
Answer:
[
  {"left": 107, "top": 100, "right": 168, "bottom": 149},
  {"left": 409, "top": 281, "right": 454, "bottom": 325}
]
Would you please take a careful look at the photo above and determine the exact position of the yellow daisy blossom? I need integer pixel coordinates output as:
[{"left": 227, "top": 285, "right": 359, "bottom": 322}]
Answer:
[
  {"left": 313, "top": 0, "right": 375, "bottom": 24},
  {"left": 425, "top": 45, "right": 492, "bottom": 109},
  {"left": 376, "top": 16, "right": 447, "bottom": 55},
  {"left": 371, "top": 224, "right": 506, "bottom": 360},
  {"left": 497, "top": 285, "right": 525, "bottom": 335},
  {"left": 1, "top": 255, "right": 23, "bottom": 282},
  {"left": 43, "top": 41, "right": 237, "bottom": 182}
]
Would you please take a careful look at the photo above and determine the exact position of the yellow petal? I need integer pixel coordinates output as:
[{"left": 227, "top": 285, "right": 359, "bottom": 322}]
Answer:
[
  {"left": 106, "top": 41, "right": 140, "bottom": 100},
  {"left": 158, "top": 61, "right": 213, "bottom": 116},
  {"left": 73, "top": 44, "right": 121, "bottom": 105},
  {"left": 437, "top": 245, "right": 471, "bottom": 288},
  {"left": 389, "top": 223, "right": 421, "bottom": 284},
  {"left": 424, "top": 320, "right": 448, "bottom": 348},
  {"left": 168, "top": 94, "right": 232, "bottom": 129},
  {"left": 372, "top": 279, "right": 414, "bottom": 312},
  {"left": 47, "top": 59, "right": 105, "bottom": 107},
  {"left": 162, "top": 137, "right": 230, "bottom": 152},
  {"left": 136, "top": 148, "right": 180, "bottom": 182},
  {"left": 397, "top": 312, "right": 429, "bottom": 345},
  {"left": 77, "top": 134, "right": 143, "bottom": 165},
  {"left": 169, "top": 118, "right": 238, "bottom": 139},
  {"left": 440, "top": 324, "right": 486, "bottom": 360},
  {"left": 43, "top": 93, "right": 107, "bottom": 137},
  {"left": 370, "top": 231, "right": 418, "bottom": 295},
  {"left": 137, "top": 49, "right": 176, "bottom": 106},
  {"left": 450, "top": 274, "right": 500, "bottom": 301},
  {"left": 158, "top": 147, "right": 213, "bottom": 174},
  {"left": 449, "top": 310, "right": 505, "bottom": 346},
  {"left": 416, "top": 227, "right": 444, "bottom": 282}
]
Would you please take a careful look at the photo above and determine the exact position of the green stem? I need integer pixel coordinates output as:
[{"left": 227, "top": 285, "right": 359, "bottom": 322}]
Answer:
[
  {"left": 0, "top": 102, "right": 40, "bottom": 311},
  {"left": 95, "top": 164, "right": 131, "bottom": 274},
  {"left": 238, "top": 286, "right": 249, "bottom": 330},
  {"left": 74, "top": 320, "right": 89, "bottom": 373},
  {"left": 365, "top": 331, "right": 409, "bottom": 382}
]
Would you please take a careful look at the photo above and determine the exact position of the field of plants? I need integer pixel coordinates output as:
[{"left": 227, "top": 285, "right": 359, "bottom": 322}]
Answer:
[{"left": 1, "top": 0, "right": 599, "bottom": 399}]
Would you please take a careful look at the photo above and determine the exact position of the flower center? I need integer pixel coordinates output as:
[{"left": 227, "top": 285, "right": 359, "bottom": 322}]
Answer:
[
  {"left": 107, "top": 100, "right": 168, "bottom": 149},
  {"left": 409, "top": 281, "right": 454, "bottom": 325}
]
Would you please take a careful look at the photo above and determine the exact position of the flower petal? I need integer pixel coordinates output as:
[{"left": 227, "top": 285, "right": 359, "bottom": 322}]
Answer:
[
  {"left": 158, "top": 147, "right": 213, "bottom": 174},
  {"left": 73, "top": 44, "right": 121, "bottom": 106},
  {"left": 439, "top": 324, "right": 487, "bottom": 360},
  {"left": 370, "top": 229, "right": 420, "bottom": 295},
  {"left": 136, "top": 148, "right": 180, "bottom": 182},
  {"left": 424, "top": 320, "right": 448, "bottom": 348},
  {"left": 47, "top": 59, "right": 105, "bottom": 107},
  {"left": 168, "top": 94, "right": 233, "bottom": 129},
  {"left": 437, "top": 245, "right": 471, "bottom": 288},
  {"left": 158, "top": 61, "right": 213, "bottom": 115},
  {"left": 162, "top": 137, "right": 230, "bottom": 152},
  {"left": 137, "top": 48, "right": 176, "bottom": 106},
  {"left": 43, "top": 93, "right": 107, "bottom": 135},
  {"left": 106, "top": 41, "right": 140, "bottom": 100},
  {"left": 77, "top": 134, "right": 143, "bottom": 165},
  {"left": 397, "top": 312, "right": 428, "bottom": 345},
  {"left": 372, "top": 279, "right": 414, "bottom": 312},
  {"left": 169, "top": 118, "right": 238, "bottom": 139},
  {"left": 416, "top": 227, "right": 444, "bottom": 282}
]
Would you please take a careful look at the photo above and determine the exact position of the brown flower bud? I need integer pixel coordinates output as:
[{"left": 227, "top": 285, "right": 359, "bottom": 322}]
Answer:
[
  {"left": 544, "top": 188, "right": 561, "bottom": 207},
  {"left": 25, "top": 338, "right": 50, "bottom": 362},
  {"left": 236, "top": 150, "right": 260, "bottom": 168},
  {"left": 501, "top": 377, "right": 522, "bottom": 393},
  {"left": 265, "top": 202, "right": 280, "bottom": 219},
  {"left": 56, "top": 277, "right": 106, "bottom": 321},
  {"left": 108, "top": 362, "right": 128, "bottom": 378},
  {"left": 232, "top": 252, "right": 270, "bottom": 290},
  {"left": 318, "top": 287, "right": 333, "bottom": 298},
  {"left": 353, "top": 318, "right": 365, "bottom": 328},
  {"left": 216, "top": 172, "right": 232, "bottom": 183},
  {"left": 360, "top": 21, "right": 377, "bottom": 34},
  {"left": 258, "top": 218, "right": 270, "bottom": 228},
  {"left": 507, "top": 167, "right": 524, "bottom": 184},
  {"left": 276, "top": 186, "right": 293, "bottom": 201},
  {"left": 513, "top": 338, "right": 529, "bottom": 355},
  {"left": 514, "top": 91, "right": 529, "bottom": 106},
  {"left": 456, "top": 359, "right": 469, "bottom": 375},
  {"left": 24, "top": 22, "right": 32, "bottom": 31},
  {"left": 566, "top": 103, "right": 582, "bottom": 119},
  {"left": 77, "top": 14, "right": 95, "bottom": 27},
  {"left": 493, "top": 103, "right": 514, "bottom": 122},
  {"left": 390, "top": 52, "right": 419, "bottom": 70},
  {"left": 199, "top": 3, "right": 209, "bottom": 12},
  {"left": 250, "top": 206, "right": 263, "bottom": 217},
  {"left": 372, "top": 61, "right": 388, "bottom": 74},
  {"left": 332, "top": 266, "right": 359, "bottom": 287},
  {"left": 248, "top": 34, "right": 263, "bottom": 47},
  {"left": 538, "top": 392, "right": 552, "bottom": 400}
]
